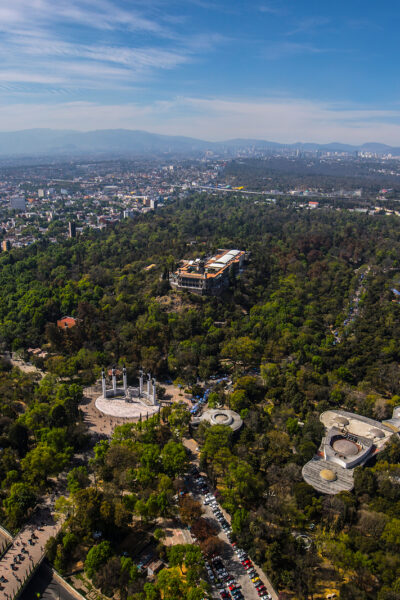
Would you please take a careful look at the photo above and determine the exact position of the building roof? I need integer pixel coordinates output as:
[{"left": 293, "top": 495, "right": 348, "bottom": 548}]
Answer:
[
  {"left": 174, "top": 249, "right": 245, "bottom": 281},
  {"left": 192, "top": 408, "right": 243, "bottom": 432},
  {"left": 302, "top": 458, "right": 354, "bottom": 494},
  {"left": 57, "top": 316, "right": 77, "bottom": 329},
  {"left": 302, "top": 408, "right": 400, "bottom": 494}
]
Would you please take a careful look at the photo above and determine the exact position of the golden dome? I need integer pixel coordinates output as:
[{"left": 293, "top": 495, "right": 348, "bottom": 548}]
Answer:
[{"left": 320, "top": 468, "right": 337, "bottom": 482}]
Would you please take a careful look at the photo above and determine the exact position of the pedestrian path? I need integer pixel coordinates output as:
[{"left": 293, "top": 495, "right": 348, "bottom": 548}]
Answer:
[{"left": 0, "top": 506, "right": 62, "bottom": 599}]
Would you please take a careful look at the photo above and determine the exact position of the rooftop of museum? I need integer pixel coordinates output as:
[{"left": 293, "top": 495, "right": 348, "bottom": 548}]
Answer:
[{"left": 173, "top": 249, "right": 245, "bottom": 279}]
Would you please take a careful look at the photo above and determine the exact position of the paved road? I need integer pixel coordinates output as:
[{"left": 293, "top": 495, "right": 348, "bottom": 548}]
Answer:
[
  {"left": 19, "top": 562, "right": 79, "bottom": 600},
  {"left": 183, "top": 467, "right": 276, "bottom": 600},
  {"left": 201, "top": 495, "right": 276, "bottom": 600},
  {"left": 184, "top": 440, "right": 278, "bottom": 600},
  {"left": 0, "top": 505, "right": 62, "bottom": 599}
]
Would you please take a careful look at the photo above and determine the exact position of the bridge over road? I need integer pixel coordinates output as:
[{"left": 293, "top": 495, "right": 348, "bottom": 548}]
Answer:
[{"left": 0, "top": 505, "right": 62, "bottom": 599}]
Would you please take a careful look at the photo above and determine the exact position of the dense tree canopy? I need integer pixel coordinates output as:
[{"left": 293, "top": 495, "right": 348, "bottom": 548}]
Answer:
[{"left": 2, "top": 192, "right": 400, "bottom": 597}]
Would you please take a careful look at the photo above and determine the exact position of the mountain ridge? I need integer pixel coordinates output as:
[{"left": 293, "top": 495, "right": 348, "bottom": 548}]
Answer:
[{"left": 0, "top": 128, "right": 398, "bottom": 157}]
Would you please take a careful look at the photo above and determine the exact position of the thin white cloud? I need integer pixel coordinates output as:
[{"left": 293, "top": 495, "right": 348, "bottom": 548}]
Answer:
[
  {"left": 258, "top": 3, "right": 286, "bottom": 16},
  {"left": 0, "top": 71, "right": 64, "bottom": 84},
  {"left": 262, "top": 41, "right": 325, "bottom": 59},
  {"left": 0, "top": 0, "right": 223, "bottom": 91},
  {"left": 286, "top": 16, "right": 330, "bottom": 36},
  {"left": 14, "top": 38, "right": 190, "bottom": 70},
  {"left": 0, "top": 0, "right": 167, "bottom": 34}
]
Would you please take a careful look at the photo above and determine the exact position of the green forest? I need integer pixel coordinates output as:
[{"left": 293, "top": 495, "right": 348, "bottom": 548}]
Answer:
[{"left": 1, "top": 194, "right": 400, "bottom": 599}]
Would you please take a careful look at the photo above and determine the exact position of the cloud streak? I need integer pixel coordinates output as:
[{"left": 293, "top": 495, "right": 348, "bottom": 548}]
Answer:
[
  {"left": 0, "top": 0, "right": 219, "bottom": 93},
  {"left": 262, "top": 41, "right": 326, "bottom": 60}
]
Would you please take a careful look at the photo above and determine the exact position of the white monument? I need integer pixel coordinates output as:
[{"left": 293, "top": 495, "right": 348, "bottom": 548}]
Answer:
[{"left": 95, "top": 366, "right": 159, "bottom": 419}]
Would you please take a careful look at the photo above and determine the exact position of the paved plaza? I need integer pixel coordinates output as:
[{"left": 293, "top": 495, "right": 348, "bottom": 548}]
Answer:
[
  {"left": 80, "top": 388, "right": 133, "bottom": 436},
  {"left": 95, "top": 395, "right": 159, "bottom": 419}
]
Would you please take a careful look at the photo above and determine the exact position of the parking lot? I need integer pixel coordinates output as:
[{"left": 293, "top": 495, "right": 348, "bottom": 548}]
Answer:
[{"left": 190, "top": 470, "right": 276, "bottom": 600}]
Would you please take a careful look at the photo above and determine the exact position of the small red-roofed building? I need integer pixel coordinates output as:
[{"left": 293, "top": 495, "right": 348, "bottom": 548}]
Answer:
[{"left": 57, "top": 316, "right": 77, "bottom": 330}]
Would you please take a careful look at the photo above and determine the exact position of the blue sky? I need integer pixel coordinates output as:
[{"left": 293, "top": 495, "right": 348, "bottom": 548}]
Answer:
[{"left": 0, "top": 0, "right": 399, "bottom": 143}]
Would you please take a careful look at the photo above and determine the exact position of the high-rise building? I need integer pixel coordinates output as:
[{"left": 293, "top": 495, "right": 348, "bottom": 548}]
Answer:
[
  {"left": 2, "top": 240, "right": 11, "bottom": 251},
  {"left": 68, "top": 222, "right": 76, "bottom": 238},
  {"left": 38, "top": 189, "right": 45, "bottom": 198}
]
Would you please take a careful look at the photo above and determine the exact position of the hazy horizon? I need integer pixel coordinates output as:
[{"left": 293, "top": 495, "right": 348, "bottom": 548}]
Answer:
[{"left": 0, "top": 128, "right": 399, "bottom": 156}]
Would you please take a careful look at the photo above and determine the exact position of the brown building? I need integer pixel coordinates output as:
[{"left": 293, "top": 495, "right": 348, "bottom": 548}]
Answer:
[{"left": 169, "top": 249, "right": 245, "bottom": 296}]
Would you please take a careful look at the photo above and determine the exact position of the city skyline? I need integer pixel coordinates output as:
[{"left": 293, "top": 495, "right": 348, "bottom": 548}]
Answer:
[{"left": 0, "top": 1, "right": 399, "bottom": 143}]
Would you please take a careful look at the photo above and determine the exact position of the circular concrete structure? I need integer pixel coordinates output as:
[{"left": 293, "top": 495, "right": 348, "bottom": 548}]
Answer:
[
  {"left": 192, "top": 408, "right": 243, "bottom": 432},
  {"left": 95, "top": 395, "right": 159, "bottom": 419},
  {"left": 332, "top": 438, "right": 359, "bottom": 456},
  {"left": 302, "top": 458, "right": 354, "bottom": 494},
  {"left": 320, "top": 468, "right": 337, "bottom": 482},
  {"left": 211, "top": 412, "right": 233, "bottom": 426}
]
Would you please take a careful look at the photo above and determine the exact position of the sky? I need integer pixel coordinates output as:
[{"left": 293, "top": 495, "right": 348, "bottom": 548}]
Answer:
[{"left": 0, "top": 0, "right": 400, "bottom": 144}]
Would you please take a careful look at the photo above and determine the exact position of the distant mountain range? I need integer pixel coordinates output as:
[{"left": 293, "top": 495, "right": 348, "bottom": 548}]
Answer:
[{"left": 0, "top": 128, "right": 399, "bottom": 157}]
